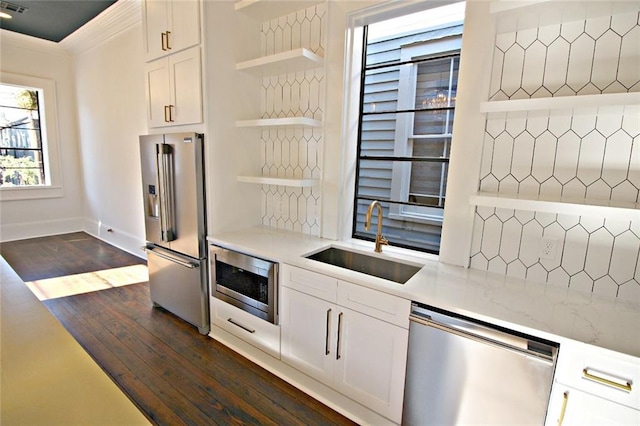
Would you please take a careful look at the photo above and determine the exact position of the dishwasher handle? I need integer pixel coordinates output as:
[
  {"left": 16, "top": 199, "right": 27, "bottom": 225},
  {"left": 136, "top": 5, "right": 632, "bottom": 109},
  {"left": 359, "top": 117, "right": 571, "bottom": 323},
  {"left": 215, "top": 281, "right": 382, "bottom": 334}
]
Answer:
[{"left": 410, "top": 305, "right": 557, "bottom": 363}]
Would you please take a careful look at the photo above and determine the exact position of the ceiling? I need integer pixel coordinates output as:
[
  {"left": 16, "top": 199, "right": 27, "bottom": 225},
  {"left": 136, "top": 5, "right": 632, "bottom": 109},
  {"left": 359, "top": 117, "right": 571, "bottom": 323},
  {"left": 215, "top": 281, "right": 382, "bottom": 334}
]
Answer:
[{"left": 0, "top": 0, "right": 117, "bottom": 43}]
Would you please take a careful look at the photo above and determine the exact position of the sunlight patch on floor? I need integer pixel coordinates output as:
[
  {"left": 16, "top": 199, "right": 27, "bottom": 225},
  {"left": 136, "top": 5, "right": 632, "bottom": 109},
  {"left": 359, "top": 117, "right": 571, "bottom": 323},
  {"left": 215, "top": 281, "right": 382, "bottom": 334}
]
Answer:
[{"left": 25, "top": 264, "right": 149, "bottom": 301}]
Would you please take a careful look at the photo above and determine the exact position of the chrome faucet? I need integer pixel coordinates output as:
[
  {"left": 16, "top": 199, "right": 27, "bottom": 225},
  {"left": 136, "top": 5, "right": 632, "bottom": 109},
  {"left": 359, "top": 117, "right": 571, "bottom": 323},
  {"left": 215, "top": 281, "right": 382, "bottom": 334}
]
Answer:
[{"left": 364, "top": 200, "right": 389, "bottom": 253}]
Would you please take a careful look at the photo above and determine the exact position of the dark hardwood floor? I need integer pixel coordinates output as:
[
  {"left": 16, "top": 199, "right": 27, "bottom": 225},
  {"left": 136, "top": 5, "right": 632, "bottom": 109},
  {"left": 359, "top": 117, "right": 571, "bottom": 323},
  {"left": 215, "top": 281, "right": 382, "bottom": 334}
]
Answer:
[{"left": 1, "top": 233, "right": 357, "bottom": 426}]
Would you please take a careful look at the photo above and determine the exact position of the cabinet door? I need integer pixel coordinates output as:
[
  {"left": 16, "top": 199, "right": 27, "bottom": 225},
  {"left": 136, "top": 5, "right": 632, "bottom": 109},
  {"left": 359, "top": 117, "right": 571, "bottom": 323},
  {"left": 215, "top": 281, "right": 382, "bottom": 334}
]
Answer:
[
  {"left": 145, "top": 57, "right": 170, "bottom": 128},
  {"left": 333, "top": 308, "right": 409, "bottom": 424},
  {"left": 168, "top": 46, "right": 202, "bottom": 126},
  {"left": 167, "top": 0, "right": 200, "bottom": 55},
  {"left": 280, "top": 286, "right": 335, "bottom": 385},
  {"left": 144, "top": 0, "right": 169, "bottom": 61},
  {"left": 546, "top": 385, "right": 640, "bottom": 425}
]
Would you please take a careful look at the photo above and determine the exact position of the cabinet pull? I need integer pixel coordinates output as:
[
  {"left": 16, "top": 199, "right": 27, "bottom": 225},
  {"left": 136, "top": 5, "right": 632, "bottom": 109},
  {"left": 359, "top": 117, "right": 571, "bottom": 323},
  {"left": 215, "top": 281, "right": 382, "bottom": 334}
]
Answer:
[
  {"left": 227, "top": 318, "right": 255, "bottom": 334},
  {"left": 165, "top": 30, "right": 171, "bottom": 50},
  {"left": 557, "top": 391, "right": 569, "bottom": 425},
  {"left": 168, "top": 104, "right": 174, "bottom": 122},
  {"left": 336, "top": 312, "right": 343, "bottom": 360},
  {"left": 164, "top": 105, "right": 170, "bottom": 122},
  {"left": 583, "top": 368, "right": 633, "bottom": 392},
  {"left": 325, "top": 308, "right": 332, "bottom": 355},
  {"left": 161, "top": 32, "right": 167, "bottom": 51}
]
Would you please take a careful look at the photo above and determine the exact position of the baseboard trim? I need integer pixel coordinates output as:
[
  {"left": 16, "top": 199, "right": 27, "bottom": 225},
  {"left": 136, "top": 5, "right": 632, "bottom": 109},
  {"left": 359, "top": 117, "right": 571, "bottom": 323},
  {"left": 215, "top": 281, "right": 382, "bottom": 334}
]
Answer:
[
  {"left": 83, "top": 219, "right": 146, "bottom": 260},
  {"left": 0, "top": 217, "right": 84, "bottom": 243}
]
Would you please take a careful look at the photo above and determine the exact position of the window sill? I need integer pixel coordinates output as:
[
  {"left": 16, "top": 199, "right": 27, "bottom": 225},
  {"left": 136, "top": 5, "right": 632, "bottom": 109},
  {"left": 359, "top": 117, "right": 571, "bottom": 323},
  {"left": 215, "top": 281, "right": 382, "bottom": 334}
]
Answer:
[{"left": 0, "top": 185, "right": 64, "bottom": 201}]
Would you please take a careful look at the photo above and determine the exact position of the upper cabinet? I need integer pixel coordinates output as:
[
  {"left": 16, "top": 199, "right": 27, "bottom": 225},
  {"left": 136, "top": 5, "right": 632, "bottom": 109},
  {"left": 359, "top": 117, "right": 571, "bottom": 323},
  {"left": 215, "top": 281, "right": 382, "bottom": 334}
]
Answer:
[
  {"left": 142, "top": 0, "right": 203, "bottom": 128},
  {"left": 143, "top": 0, "right": 201, "bottom": 62},
  {"left": 145, "top": 46, "right": 203, "bottom": 128}
]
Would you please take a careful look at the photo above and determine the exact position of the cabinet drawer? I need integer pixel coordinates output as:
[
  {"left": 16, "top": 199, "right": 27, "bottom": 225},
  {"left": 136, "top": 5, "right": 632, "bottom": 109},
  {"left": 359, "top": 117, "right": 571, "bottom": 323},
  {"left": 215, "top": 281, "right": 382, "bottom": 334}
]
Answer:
[
  {"left": 337, "top": 280, "right": 411, "bottom": 329},
  {"left": 555, "top": 341, "right": 640, "bottom": 410},
  {"left": 210, "top": 297, "right": 280, "bottom": 359},
  {"left": 281, "top": 264, "right": 337, "bottom": 303}
]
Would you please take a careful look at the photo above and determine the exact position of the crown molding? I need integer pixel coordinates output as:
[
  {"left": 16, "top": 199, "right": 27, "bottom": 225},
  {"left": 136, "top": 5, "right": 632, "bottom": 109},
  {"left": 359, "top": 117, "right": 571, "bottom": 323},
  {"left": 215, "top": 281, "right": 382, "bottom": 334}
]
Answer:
[
  {"left": 60, "top": 0, "right": 142, "bottom": 54},
  {"left": 0, "top": 28, "right": 69, "bottom": 56}
]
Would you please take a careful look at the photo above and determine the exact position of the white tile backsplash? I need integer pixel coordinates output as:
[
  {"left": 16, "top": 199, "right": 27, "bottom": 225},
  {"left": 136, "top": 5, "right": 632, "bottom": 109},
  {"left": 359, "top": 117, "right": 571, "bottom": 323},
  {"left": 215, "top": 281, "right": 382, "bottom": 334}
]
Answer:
[
  {"left": 473, "top": 11, "right": 640, "bottom": 303},
  {"left": 258, "top": 4, "right": 326, "bottom": 236}
]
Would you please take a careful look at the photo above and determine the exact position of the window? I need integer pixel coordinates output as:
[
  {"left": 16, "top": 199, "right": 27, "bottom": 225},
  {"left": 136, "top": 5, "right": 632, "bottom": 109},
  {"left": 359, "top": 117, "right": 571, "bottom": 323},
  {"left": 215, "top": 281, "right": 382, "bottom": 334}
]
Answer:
[
  {"left": 352, "top": 3, "right": 464, "bottom": 254},
  {"left": 0, "top": 73, "right": 62, "bottom": 200},
  {"left": 0, "top": 84, "right": 46, "bottom": 186}
]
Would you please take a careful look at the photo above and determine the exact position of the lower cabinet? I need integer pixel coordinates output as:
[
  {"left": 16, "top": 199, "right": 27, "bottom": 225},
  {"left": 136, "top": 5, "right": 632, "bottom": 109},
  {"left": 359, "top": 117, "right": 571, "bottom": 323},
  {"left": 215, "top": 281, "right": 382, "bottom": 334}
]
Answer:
[
  {"left": 546, "top": 341, "right": 640, "bottom": 425},
  {"left": 210, "top": 296, "right": 281, "bottom": 359},
  {"left": 547, "top": 385, "right": 640, "bottom": 425},
  {"left": 280, "top": 264, "right": 410, "bottom": 424}
]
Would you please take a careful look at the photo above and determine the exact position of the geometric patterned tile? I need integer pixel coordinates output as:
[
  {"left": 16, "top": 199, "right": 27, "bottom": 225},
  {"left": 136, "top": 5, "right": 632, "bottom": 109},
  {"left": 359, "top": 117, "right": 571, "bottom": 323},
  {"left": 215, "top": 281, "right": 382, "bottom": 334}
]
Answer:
[
  {"left": 259, "top": 4, "right": 326, "bottom": 236},
  {"left": 489, "top": 12, "right": 640, "bottom": 99}
]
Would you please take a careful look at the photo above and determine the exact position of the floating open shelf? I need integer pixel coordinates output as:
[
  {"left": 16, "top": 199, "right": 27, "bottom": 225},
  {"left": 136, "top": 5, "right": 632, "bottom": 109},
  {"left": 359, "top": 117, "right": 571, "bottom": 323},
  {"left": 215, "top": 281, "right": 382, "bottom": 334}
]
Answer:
[
  {"left": 236, "top": 117, "right": 322, "bottom": 128},
  {"left": 237, "top": 176, "right": 320, "bottom": 187},
  {"left": 236, "top": 48, "right": 324, "bottom": 75},
  {"left": 235, "top": 0, "right": 322, "bottom": 21},
  {"left": 470, "top": 191, "right": 640, "bottom": 222},
  {"left": 490, "top": 0, "right": 640, "bottom": 32},
  {"left": 480, "top": 92, "right": 640, "bottom": 115}
]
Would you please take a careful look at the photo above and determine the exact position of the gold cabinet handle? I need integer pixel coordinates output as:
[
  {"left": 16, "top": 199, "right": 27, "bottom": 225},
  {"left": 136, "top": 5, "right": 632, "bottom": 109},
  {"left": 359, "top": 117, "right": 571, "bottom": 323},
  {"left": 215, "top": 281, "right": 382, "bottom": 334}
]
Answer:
[
  {"left": 165, "top": 30, "right": 171, "bottom": 50},
  {"left": 168, "top": 105, "right": 174, "bottom": 122},
  {"left": 161, "top": 32, "right": 167, "bottom": 51},
  {"left": 583, "top": 368, "right": 632, "bottom": 392},
  {"left": 557, "top": 391, "right": 569, "bottom": 426},
  {"left": 164, "top": 105, "right": 170, "bottom": 122}
]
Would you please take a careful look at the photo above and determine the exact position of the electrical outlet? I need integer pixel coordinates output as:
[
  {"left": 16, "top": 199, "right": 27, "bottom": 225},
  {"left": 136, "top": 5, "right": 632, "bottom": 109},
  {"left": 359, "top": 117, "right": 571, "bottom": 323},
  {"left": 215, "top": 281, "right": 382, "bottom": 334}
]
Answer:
[{"left": 539, "top": 238, "right": 558, "bottom": 260}]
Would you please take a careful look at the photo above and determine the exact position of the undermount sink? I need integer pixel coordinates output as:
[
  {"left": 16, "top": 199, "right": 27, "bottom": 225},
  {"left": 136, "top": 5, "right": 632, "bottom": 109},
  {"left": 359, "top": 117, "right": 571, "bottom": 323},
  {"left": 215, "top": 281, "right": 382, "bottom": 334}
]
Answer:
[{"left": 305, "top": 247, "right": 421, "bottom": 284}]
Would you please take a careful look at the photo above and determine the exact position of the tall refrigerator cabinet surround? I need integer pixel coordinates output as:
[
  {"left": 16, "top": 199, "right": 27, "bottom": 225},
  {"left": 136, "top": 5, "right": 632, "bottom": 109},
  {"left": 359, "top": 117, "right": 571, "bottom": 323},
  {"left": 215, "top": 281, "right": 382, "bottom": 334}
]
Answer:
[{"left": 140, "top": 132, "right": 209, "bottom": 334}]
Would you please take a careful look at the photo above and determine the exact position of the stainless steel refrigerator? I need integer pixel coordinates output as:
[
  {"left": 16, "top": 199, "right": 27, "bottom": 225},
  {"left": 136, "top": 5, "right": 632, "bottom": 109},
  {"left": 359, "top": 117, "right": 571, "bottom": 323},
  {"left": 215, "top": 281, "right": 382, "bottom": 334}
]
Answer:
[{"left": 139, "top": 132, "right": 209, "bottom": 335}]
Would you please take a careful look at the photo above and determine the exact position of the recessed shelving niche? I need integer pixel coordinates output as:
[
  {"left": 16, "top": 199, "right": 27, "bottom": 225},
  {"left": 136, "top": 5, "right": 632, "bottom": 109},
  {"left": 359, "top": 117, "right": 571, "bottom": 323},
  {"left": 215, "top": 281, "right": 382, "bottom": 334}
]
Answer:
[{"left": 234, "top": 1, "right": 326, "bottom": 235}]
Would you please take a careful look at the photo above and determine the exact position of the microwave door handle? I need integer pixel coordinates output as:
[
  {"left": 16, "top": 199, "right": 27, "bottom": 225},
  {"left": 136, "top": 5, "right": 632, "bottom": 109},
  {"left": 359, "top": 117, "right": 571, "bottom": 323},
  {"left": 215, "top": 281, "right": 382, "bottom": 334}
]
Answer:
[{"left": 157, "top": 144, "right": 176, "bottom": 242}]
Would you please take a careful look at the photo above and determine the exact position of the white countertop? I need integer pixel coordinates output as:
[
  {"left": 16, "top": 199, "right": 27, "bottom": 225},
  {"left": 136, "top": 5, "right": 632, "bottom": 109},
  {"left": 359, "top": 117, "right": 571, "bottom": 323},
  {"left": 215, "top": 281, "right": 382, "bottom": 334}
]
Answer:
[{"left": 209, "top": 227, "right": 640, "bottom": 358}]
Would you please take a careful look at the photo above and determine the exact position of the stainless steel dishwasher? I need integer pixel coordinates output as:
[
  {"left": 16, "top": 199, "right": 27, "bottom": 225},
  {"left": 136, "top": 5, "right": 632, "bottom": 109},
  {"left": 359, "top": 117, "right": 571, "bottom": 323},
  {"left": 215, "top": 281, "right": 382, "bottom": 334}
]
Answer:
[{"left": 403, "top": 303, "right": 558, "bottom": 425}]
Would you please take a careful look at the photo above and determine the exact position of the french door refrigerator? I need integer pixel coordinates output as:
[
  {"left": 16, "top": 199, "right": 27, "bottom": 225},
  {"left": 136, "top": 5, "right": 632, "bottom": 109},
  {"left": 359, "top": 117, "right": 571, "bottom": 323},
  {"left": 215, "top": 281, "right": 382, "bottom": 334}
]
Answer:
[{"left": 139, "top": 132, "right": 209, "bottom": 335}]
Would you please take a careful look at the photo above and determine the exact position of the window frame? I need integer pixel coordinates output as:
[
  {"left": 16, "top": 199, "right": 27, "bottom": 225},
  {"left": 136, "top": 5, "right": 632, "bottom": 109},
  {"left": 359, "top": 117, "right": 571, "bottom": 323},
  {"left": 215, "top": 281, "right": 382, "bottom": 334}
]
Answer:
[
  {"left": 388, "top": 37, "right": 462, "bottom": 226},
  {"left": 0, "top": 72, "right": 63, "bottom": 201}
]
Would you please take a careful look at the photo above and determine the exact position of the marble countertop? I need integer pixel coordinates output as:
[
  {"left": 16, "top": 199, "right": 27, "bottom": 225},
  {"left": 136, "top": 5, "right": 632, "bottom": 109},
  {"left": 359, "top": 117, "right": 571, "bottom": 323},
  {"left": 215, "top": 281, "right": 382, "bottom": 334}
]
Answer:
[
  {"left": 0, "top": 256, "right": 149, "bottom": 425},
  {"left": 209, "top": 227, "right": 640, "bottom": 358}
]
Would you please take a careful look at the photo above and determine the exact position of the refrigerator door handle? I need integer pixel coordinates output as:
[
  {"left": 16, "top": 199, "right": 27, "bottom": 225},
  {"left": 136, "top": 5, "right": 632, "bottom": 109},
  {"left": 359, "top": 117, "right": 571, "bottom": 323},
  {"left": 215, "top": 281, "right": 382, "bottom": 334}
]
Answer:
[
  {"left": 142, "top": 245, "right": 199, "bottom": 269},
  {"left": 156, "top": 143, "right": 176, "bottom": 242}
]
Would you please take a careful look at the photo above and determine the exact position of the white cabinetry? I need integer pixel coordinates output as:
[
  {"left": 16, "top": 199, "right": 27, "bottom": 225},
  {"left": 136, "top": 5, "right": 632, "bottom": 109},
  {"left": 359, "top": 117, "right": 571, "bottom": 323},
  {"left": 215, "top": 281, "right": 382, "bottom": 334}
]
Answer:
[
  {"left": 143, "top": 0, "right": 200, "bottom": 62},
  {"left": 210, "top": 297, "right": 281, "bottom": 359},
  {"left": 280, "top": 264, "right": 410, "bottom": 423},
  {"left": 546, "top": 341, "right": 640, "bottom": 425},
  {"left": 144, "top": 46, "right": 203, "bottom": 128}
]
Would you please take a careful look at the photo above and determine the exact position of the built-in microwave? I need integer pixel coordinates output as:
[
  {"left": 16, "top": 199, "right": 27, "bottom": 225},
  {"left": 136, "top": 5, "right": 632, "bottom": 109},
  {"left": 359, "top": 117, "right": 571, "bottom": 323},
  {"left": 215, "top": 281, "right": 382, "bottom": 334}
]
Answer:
[{"left": 209, "top": 246, "right": 278, "bottom": 324}]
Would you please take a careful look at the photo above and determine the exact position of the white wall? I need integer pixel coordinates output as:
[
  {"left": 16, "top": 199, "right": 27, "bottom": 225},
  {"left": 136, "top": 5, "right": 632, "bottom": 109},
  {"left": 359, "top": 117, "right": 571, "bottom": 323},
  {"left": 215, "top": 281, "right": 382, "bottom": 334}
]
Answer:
[
  {"left": 73, "top": 23, "right": 147, "bottom": 256},
  {"left": 0, "top": 34, "right": 85, "bottom": 241},
  {"left": 203, "top": 1, "right": 271, "bottom": 235}
]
